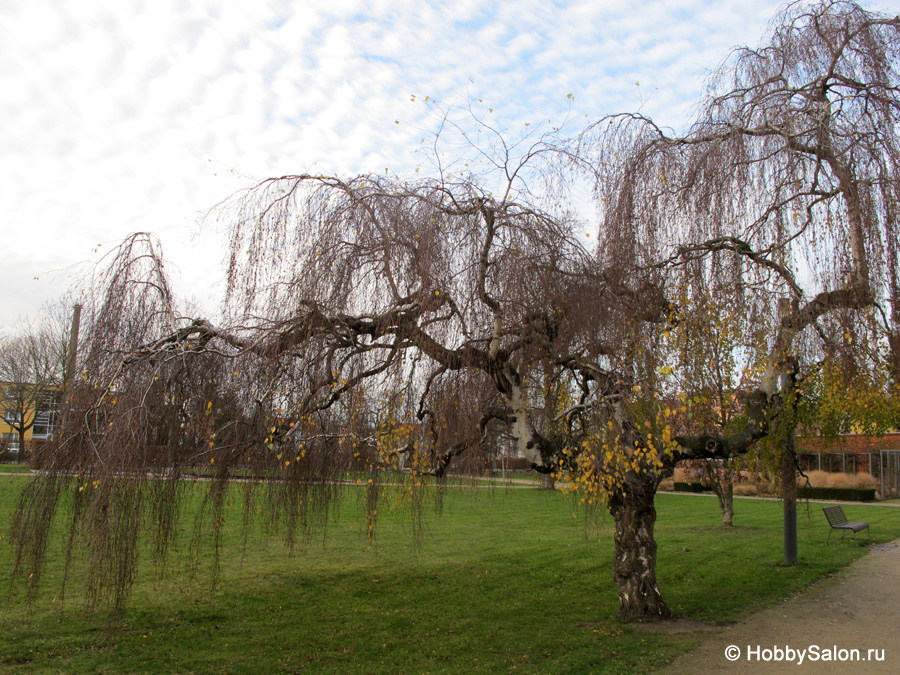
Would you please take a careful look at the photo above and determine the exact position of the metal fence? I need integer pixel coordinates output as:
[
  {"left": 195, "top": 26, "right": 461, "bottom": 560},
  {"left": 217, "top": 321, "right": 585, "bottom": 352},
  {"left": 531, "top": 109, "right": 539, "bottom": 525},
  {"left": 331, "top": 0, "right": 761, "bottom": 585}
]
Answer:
[
  {"left": 796, "top": 449, "right": 900, "bottom": 499},
  {"left": 879, "top": 450, "right": 900, "bottom": 500},
  {"left": 796, "top": 451, "right": 877, "bottom": 474}
]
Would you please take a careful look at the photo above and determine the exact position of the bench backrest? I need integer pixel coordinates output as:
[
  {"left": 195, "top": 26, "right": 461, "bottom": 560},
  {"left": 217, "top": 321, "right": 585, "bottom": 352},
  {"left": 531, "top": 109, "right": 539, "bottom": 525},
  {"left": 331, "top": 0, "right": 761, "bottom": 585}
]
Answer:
[{"left": 823, "top": 505, "right": 848, "bottom": 526}]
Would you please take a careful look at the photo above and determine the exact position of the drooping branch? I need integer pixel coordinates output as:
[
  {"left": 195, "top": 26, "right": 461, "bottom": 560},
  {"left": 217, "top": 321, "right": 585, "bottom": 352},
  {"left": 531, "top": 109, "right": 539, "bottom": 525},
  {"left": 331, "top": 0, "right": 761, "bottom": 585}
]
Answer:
[{"left": 667, "top": 236, "right": 804, "bottom": 298}]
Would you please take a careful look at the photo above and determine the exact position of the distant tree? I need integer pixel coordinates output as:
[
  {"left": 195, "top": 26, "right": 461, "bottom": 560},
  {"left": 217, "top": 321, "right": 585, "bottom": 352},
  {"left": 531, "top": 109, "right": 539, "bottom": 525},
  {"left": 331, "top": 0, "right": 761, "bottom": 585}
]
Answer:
[
  {"left": 9, "top": 0, "right": 900, "bottom": 620},
  {"left": 0, "top": 313, "right": 68, "bottom": 461}
]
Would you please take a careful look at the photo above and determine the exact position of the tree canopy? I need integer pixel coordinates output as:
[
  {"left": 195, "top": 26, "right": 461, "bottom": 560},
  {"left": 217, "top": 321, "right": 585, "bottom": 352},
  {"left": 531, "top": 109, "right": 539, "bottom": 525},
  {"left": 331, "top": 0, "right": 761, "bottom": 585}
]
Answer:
[{"left": 10, "top": 0, "right": 900, "bottom": 619}]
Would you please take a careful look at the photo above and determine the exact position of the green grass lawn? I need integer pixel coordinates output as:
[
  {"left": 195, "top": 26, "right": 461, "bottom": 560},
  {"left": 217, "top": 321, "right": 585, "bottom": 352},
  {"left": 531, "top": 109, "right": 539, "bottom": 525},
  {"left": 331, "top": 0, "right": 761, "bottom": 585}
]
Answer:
[
  {"left": 0, "top": 464, "right": 30, "bottom": 474},
  {"left": 0, "top": 478, "right": 897, "bottom": 674}
]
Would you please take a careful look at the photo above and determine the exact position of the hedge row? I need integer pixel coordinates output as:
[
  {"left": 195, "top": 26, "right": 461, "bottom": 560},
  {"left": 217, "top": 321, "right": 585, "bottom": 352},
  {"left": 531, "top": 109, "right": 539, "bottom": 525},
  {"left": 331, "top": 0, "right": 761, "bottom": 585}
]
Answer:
[
  {"left": 798, "top": 486, "right": 876, "bottom": 502},
  {"left": 673, "top": 482, "right": 711, "bottom": 493},
  {"left": 672, "top": 482, "right": 876, "bottom": 502}
]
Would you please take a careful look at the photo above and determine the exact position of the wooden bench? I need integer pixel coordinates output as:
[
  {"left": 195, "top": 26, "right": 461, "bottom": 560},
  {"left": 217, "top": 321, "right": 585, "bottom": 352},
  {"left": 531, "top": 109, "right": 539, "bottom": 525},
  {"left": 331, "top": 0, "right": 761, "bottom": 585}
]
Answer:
[{"left": 822, "top": 505, "right": 869, "bottom": 543}]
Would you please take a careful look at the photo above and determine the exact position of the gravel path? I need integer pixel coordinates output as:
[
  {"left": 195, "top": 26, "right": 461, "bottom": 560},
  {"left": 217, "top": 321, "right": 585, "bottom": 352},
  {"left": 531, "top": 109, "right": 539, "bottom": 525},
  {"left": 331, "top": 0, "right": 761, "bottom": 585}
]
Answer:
[{"left": 657, "top": 541, "right": 900, "bottom": 674}]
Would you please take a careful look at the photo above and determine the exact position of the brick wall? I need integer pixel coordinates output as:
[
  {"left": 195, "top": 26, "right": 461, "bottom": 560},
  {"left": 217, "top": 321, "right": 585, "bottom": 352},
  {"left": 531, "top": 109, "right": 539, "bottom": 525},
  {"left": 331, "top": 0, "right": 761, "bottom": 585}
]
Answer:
[{"left": 797, "top": 433, "right": 900, "bottom": 454}]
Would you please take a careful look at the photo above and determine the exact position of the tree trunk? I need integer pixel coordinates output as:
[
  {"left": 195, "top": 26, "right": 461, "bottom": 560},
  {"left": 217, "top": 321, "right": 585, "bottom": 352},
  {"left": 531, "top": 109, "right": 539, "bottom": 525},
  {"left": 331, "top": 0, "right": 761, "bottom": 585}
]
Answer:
[
  {"left": 889, "top": 332, "right": 900, "bottom": 389},
  {"left": 608, "top": 470, "right": 671, "bottom": 620},
  {"left": 17, "top": 427, "right": 27, "bottom": 463},
  {"left": 720, "top": 482, "right": 734, "bottom": 527},
  {"left": 705, "top": 460, "right": 735, "bottom": 527}
]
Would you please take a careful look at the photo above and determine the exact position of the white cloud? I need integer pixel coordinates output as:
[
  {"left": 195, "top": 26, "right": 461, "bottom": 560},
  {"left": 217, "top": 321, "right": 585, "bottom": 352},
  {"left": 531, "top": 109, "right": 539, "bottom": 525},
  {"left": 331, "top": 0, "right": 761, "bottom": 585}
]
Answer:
[{"left": 1, "top": 0, "right": 892, "bottom": 329}]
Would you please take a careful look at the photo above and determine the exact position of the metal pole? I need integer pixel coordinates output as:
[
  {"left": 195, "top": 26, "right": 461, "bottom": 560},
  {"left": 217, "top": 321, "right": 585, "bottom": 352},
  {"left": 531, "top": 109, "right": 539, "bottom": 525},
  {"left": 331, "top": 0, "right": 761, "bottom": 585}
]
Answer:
[
  {"left": 783, "top": 433, "right": 798, "bottom": 566},
  {"left": 65, "top": 303, "right": 82, "bottom": 387},
  {"left": 58, "top": 303, "right": 82, "bottom": 445}
]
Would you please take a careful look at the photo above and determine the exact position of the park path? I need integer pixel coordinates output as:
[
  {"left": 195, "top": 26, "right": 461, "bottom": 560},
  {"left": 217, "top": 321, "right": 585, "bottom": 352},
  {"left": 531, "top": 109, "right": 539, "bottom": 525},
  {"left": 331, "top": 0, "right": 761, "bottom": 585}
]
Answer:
[{"left": 657, "top": 540, "right": 900, "bottom": 674}]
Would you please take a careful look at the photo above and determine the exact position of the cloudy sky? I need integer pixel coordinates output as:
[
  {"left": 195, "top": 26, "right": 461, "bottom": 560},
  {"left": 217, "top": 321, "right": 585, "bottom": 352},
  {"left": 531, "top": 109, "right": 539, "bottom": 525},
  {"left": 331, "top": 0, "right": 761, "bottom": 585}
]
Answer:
[{"left": 1, "top": 0, "right": 891, "bottom": 333}]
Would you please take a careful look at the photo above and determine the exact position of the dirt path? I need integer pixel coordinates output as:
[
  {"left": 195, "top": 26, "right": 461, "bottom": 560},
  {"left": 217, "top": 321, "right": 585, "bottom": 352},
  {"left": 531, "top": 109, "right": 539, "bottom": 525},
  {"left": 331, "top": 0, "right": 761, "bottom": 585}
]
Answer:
[{"left": 657, "top": 541, "right": 900, "bottom": 674}]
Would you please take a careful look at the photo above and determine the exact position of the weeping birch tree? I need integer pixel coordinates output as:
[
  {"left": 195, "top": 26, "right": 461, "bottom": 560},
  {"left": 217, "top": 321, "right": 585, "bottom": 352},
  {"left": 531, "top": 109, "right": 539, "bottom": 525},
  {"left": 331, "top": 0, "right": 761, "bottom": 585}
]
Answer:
[
  {"left": 578, "top": 0, "right": 900, "bottom": 607},
  {"left": 9, "top": 0, "right": 900, "bottom": 621}
]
